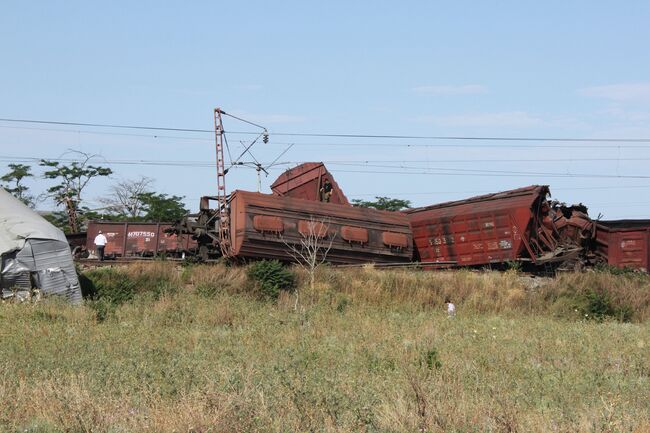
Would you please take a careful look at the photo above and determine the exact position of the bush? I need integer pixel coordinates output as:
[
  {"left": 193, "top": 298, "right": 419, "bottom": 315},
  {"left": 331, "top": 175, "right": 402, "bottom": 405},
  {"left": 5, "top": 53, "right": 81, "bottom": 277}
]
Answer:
[
  {"left": 84, "top": 268, "right": 136, "bottom": 306},
  {"left": 577, "top": 288, "right": 633, "bottom": 322},
  {"left": 82, "top": 268, "right": 137, "bottom": 321},
  {"left": 247, "top": 260, "right": 296, "bottom": 299},
  {"left": 594, "top": 264, "right": 640, "bottom": 276},
  {"left": 82, "top": 265, "right": 182, "bottom": 321}
]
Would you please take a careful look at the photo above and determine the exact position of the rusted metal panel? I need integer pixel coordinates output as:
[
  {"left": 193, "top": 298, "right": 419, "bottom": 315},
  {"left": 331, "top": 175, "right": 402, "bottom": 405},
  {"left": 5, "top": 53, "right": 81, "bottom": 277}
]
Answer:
[
  {"left": 270, "top": 162, "right": 350, "bottom": 205},
  {"left": 406, "top": 186, "right": 545, "bottom": 266},
  {"left": 86, "top": 221, "right": 197, "bottom": 257},
  {"left": 596, "top": 220, "right": 650, "bottom": 272},
  {"left": 123, "top": 224, "right": 160, "bottom": 255},
  {"left": 228, "top": 190, "right": 411, "bottom": 264},
  {"left": 341, "top": 226, "right": 369, "bottom": 244},
  {"left": 405, "top": 185, "right": 594, "bottom": 267},
  {"left": 382, "top": 232, "right": 409, "bottom": 249},
  {"left": 253, "top": 215, "right": 284, "bottom": 233}
]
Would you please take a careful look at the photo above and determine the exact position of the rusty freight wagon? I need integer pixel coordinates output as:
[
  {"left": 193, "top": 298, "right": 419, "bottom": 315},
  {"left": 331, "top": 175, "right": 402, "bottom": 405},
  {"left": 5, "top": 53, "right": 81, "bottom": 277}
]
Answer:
[
  {"left": 405, "top": 185, "right": 595, "bottom": 269},
  {"left": 86, "top": 221, "right": 197, "bottom": 258},
  {"left": 227, "top": 190, "right": 411, "bottom": 263},
  {"left": 271, "top": 162, "right": 350, "bottom": 205},
  {"left": 595, "top": 220, "right": 650, "bottom": 272}
]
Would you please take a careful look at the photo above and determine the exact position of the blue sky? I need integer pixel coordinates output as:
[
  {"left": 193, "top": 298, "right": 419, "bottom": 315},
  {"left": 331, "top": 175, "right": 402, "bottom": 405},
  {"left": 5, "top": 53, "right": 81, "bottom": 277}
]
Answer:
[{"left": 1, "top": 1, "right": 650, "bottom": 218}]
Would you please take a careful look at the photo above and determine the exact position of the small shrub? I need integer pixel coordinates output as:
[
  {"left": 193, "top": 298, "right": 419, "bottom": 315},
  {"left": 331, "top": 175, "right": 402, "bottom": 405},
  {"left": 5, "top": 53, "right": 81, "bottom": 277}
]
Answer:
[
  {"left": 82, "top": 268, "right": 137, "bottom": 321},
  {"left": 421, "top": 347, "right": 442, "bottom": 370},
  {"left": 594, "top": 264, "right": 639, "bottom": 276},
  {"left": 578, "top": 288, "right": 633, "bottom": 322},
  {"left": 84, "top": 268, "right": 136, "bottom": 306},
  {"left": 247, "top": 260, "right": 296, "bottom": 299}
]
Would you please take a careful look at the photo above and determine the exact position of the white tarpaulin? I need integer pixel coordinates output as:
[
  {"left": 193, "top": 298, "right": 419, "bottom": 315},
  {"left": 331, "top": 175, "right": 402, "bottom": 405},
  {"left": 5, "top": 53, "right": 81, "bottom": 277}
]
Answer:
[{"left": 0, "top": 188, "right": 81, "bottom": 303}]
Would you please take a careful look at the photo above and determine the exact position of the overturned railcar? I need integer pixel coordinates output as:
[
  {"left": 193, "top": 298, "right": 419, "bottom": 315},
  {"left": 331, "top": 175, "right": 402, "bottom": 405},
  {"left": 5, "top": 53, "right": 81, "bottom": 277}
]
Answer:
[
  {"left": 226, "top": 190, "right": 411, "bottom": 264},
  {"left": 596, "top": 220, "right": 650, "bottom": 272},
  {"left": 404, "top": 185, "right": 595, "bottom": 269},
  {"left": 270, "top": 162, "right": 350, "bottom": 205}
]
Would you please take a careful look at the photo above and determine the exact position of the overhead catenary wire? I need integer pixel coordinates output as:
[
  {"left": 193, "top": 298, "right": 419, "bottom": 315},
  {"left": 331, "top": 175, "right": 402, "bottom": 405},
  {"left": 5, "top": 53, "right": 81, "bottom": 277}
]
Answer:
[
  {"left": 4, "top": 123, "right": 650, "bottom": 149},
  {"left": 2, "top": 155, "right": 650, "bottom": 180},
  {"left": 346, "top": 184, "right": 650, "bottom": 197},
  {"left": 6, "top": 152, "right": 650, "bottom": 165},
  {"left": 1, "top": 117, "right": 650, "bottom": 143}
]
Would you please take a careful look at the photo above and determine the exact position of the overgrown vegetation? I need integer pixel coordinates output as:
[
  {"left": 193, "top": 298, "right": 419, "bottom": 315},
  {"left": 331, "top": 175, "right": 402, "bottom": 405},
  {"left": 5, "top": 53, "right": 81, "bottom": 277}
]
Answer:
[
  {"left": 81, "top": 262, "right": 183, "bottom": 321},
  {"left": 246, "top": 259, "right": 296, "bottom": 299},
  {"left": 1, "top": 263, "right": 648, "bottom": 432}
]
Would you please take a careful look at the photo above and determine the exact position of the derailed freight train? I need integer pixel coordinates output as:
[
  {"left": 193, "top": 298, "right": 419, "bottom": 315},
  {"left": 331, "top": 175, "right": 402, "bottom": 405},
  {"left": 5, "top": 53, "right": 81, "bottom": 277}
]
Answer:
[
  {"left": 165, "top": 162, "right": 616, "bottom": 271},
  {"left": 405, "top": 186, "right": 596, "bottom": 270},
  {"left": 77, "top": 162, "right": 647, "bottom": 271},
  {"left": 172, "top": 189, "right": 412, "bottom": 264}
]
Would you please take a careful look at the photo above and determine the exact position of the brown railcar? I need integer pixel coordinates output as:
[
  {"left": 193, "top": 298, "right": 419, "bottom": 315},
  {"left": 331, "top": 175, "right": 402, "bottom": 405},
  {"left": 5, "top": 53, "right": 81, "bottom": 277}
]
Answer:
[
  {"left": 226, "top": 190, "right": 411, "bottom": 264},
  {"left": 405, "top": 185, "right": 594, "bottom": 268},
  {"left": 86, "top": 221, "right": 197, "bottom": 258},
  {"left": 596, "top": 220, "right": 650, "bottom": 272},
  {"left": 270, "top": 162, "right": 350, "bottom": 205}
]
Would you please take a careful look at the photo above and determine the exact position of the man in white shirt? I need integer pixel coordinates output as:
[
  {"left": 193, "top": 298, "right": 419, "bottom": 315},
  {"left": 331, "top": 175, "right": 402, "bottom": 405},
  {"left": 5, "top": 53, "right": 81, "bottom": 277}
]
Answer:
[
  {"left": 446, "top": 298, "right": 456, "bottom": 318},
  {"left": 94, "top": 230, "right": 108, "bottom": 261}
]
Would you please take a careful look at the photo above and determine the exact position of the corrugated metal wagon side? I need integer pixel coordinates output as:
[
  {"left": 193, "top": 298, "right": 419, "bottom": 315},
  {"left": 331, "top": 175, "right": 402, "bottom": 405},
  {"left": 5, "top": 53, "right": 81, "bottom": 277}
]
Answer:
[
  {"left": 404, "top": 185, "right": 594, "bottom": 269},
  {"left": 596, "top": 220, "right": 650, "bottom": 272},
  {"left": 405, "top": 186, "right": 546, "bottom": 266}
]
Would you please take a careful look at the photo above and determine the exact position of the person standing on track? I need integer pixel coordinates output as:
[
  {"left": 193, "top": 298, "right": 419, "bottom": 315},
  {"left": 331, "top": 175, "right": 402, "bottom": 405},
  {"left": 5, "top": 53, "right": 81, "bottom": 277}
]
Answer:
[{"left": 94, "top": 230, "right": 108, "bottom": 261}]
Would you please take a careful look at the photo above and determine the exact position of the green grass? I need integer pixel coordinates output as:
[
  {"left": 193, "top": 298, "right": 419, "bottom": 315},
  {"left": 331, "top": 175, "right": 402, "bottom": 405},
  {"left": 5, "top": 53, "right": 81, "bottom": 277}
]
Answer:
[{"left": 0, "top": 264, "right": 648, "bottom": 432}]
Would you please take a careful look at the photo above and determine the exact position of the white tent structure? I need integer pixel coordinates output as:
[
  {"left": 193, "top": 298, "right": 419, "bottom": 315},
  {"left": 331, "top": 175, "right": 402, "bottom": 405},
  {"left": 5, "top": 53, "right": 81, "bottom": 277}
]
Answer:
[{"left": 0, "top": 188, "right": 81, "bottom": 303}]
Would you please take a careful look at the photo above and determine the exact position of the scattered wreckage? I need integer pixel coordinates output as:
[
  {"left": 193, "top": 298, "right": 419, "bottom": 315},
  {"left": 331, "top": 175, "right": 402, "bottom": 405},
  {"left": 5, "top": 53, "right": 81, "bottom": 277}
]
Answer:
[
  {"left": 75, "top": 161, "right": 648, "bottom": 273},
  {"left": 163, "top": 162, "right": 630, "bottom": 272}
]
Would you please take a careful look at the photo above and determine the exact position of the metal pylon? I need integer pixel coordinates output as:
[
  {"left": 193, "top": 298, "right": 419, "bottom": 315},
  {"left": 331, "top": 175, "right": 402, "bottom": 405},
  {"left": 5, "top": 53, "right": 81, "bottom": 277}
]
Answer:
[{"left": 214, "top": 108, "right": 231, "bottom": 257}]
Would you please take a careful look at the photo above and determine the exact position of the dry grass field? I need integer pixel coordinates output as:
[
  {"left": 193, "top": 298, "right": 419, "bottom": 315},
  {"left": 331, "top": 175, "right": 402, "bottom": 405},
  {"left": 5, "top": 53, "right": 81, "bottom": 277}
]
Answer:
[{"left": 0, "top": 262, "right": 648, "bottom": 432}]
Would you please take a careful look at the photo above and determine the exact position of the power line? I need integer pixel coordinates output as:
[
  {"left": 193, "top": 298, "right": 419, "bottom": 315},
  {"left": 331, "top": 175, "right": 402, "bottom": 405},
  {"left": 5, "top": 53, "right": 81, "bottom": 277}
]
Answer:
[
  {"left": 345, "top": 185, "right": 650, "bottom": 197},
  {"left": 2, "top": 117, "right": 650, "bottom": 143},
  {"left": 0, "top": 118, "right": 214, "bottom": 134},
  {"left": 5, "top": 154, "right": 650, "bottom": 166},
  {"left": 331, "top": 168, "right": 650, "bottom": 179},
  {"left": 3, "top": 155, "right": 650, "bottom": 180},
  {"left": 5, "top": 123, "right": 650, "bottom": 149}
]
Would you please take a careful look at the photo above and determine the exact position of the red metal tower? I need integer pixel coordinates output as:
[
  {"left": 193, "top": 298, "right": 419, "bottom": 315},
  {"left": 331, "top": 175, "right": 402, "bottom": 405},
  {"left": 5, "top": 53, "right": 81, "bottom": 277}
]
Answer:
[{"left": 214, "top": 108, "right": 231, "bottom": 257}]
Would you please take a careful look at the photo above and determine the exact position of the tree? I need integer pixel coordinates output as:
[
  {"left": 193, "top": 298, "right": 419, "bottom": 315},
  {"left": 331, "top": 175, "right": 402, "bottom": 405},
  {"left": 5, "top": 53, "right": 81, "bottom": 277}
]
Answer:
[
  {"left": 281, "top": 217, "right": 336, "bottom": 310},
  {"left": 99, "top": 176, "right": 153, "bottom": 219},
  {"left": 1, "top": 163, "right": 34, "bottom": 206},
  {"left": 137, "top": 192, "right": 188, "bottom": 222},
  {"left": 351, "top": 196, "right": 412, "bottom": 211},
  {"left": 42, "top": 211, "right": 70, "bottom": 232},
  {"left": 40, "top": 151, "right": 112, "bottom": 233}
]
